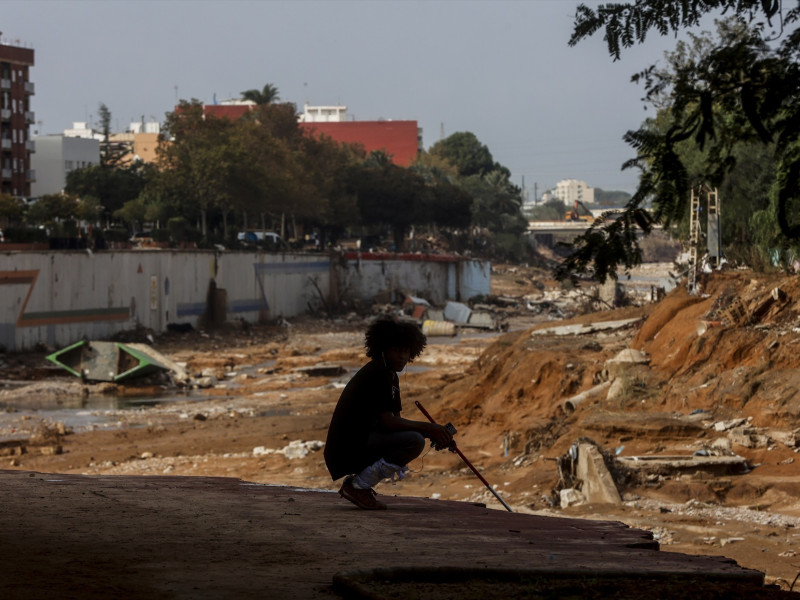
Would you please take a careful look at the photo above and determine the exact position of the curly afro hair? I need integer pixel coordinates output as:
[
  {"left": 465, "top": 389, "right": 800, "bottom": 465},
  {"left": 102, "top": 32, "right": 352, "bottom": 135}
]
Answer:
[{"left": 364, "top": 316, "right": 427, "bottom": 360}]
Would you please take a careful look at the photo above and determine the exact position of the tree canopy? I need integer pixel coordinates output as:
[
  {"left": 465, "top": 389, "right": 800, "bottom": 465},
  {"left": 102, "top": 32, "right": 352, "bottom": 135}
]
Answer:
[
  {"left": 41, "top": 95, "right": 526, "bottom": 257},
  {"left": 241, "top": 83, "right": 280, "bottom": 105},
  {"left": 558, "top": 0, "right": 800, "bottom": 281}
]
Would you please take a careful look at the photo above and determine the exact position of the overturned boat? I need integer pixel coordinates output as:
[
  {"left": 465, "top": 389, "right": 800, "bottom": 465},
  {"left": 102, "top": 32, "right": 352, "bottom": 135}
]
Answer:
[{"left": 46, "top": 340, "right": 171, "bottom": 383}]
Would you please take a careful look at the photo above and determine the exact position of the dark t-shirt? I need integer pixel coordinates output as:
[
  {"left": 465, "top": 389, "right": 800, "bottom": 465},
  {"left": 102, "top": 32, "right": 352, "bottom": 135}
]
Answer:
[{"left": 324, "top": 359, "right": 401, "bottom": 480}]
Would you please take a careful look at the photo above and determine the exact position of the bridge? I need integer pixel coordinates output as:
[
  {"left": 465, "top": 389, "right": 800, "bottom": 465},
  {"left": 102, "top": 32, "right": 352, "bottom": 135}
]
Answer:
[{"left": 526, "top": 220, "right": 592, "bottom": 248}]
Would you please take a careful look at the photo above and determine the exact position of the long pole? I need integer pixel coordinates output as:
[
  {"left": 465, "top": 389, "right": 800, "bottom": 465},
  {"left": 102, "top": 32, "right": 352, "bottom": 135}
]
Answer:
[{"left": 415, "top": 401, "right": 513, "bottom": 512}]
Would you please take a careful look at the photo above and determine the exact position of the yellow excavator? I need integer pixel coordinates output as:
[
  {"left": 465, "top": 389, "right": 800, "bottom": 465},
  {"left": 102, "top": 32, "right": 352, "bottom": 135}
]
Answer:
[{"left": 565, "top": 200, "right": 595, "bottom": 223}]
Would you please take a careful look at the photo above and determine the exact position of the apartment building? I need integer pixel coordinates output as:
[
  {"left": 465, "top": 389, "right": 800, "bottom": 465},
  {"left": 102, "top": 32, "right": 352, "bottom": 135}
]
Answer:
[
  {"left": 553, "top": 179, "right": 595, "bottom": 206},
  {"left": 0, "top": 38, "right": 35, "bottom": 198},
  {"left": 30, "top": 135, "right": 99, "bottom": 197}
]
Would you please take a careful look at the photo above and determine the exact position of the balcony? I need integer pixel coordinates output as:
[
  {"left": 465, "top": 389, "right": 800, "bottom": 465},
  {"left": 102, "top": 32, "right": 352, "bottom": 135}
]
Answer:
[
  {"left": 26, "top": 169, "right": 35, "bottom": 182},
  {"left": 1, "top": 139, "right": 11, "bottom": 150},
  {"left": 0, "top": 108, "right": 9, "bottom": 121},
  {"left": 25, "top": 110, "right": 34, "bottom": 124},
  {"left": 1, "top": 168, "right": 11, "bottom": 179},
  {"left": 24, "top": 81, "right": 34, "bottom": 95},
  {"left": 0, "top": 79, "right": 10, "bottom": 90},
  {"left": 26, "top": 139, "right": 35, "bottom": 152}
]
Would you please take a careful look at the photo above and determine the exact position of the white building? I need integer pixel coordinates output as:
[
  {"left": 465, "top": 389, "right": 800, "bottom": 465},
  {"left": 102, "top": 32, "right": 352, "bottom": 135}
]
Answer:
[
  {"left": 63, "top": 122, "right": 102, "bottom": 141},
  {"left": 298, "top": 103, "right": 348, "bottom": 123},
  {"left": 30, "top": 135, "right": 99, "bottom": 197},
  {"left": 553, "top": 179, "right": 595, "bottom": 206}
]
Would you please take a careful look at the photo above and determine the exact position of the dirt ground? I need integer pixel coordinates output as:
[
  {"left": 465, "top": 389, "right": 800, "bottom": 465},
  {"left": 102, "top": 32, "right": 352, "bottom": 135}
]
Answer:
[{"left": 3, "top": 264, "right": 800, "bottom": 592}]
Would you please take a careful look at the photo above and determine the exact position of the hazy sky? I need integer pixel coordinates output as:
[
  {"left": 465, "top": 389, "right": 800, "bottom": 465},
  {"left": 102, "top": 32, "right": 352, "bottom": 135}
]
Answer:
[{"left": 4, "top": 0, "right": 691, "bottom": 196}]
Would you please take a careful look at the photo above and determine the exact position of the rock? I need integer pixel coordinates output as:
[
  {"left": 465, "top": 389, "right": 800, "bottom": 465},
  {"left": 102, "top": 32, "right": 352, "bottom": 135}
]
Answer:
[
  {"left": 721, "top": 537, "right": 745, "bottom": 547},
  {"left": 711, "top": 437, "right": 733, "bottom": 453},
  {"left": 559, "top": 487, "right": 586, "bottom": 508},
  {"left": 714, "top": 418, "right": 746, "bottom": 432},
  {"left": 606, "top": 378, "right": 626, "bottom": 401},
  {"left": 281, "top": 440, "right": 324, "bottom": 460},
  {"left": 768, "top": 429, "right": 797, "bottom": 448},
  {"left": 195, "top": 376, "right": 217, "bottom": 388}
]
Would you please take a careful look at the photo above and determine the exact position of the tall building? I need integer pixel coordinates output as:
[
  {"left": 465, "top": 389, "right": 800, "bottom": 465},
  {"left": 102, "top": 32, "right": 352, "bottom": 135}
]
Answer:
[
  {"left": 553, "top": 179, "right": 595, "bottom": 206},
  {"left": 30, "top": 135, "right": 99, "bottom": 197},
  {"left": 0, "top": 38, "right": 35, "bottom": 198}
]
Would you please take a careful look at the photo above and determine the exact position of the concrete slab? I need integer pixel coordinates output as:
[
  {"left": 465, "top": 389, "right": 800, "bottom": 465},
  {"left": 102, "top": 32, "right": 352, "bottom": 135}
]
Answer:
[{"left": 0, "top": 470, "right": 767, "bottom": 599}]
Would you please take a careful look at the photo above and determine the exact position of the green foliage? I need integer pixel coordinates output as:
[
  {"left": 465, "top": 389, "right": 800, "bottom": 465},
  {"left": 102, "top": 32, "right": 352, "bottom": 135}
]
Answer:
[
  {"left": 349, "top": 160, "right": 429, "bottom": 250},
  {"left": 3, "top": 227, "right": 47, "bottom": 243},
  {"left": 36, "top": 97, "right": 525, "bottom": 255},
  {"left": 65, "top": 162, "right": 151, "bottom": 220},
  {"left": 593, "top": 189, "right": 631, "bottom": 207},
  {"left": 27, "top": 193, "right": 79, "bottom": 225},
  {"left": 528, "top": 199, "right": 567, "bottom": 221},
  {"left": 101, "top": 228, "right": 129, "bottom": 243},
  {"left": 562, "top": 3, "right": 800, "bottom": 280},
  {"left": 167, "top": 217, "right": 195, "bottom": 244},
  {"left": 428, "top": 132, "right": 498, "bottom": 178},
  {"left": 0, "top": 193, "right": 26, "bottom": 224},
  {"left": 461, "top": 170, "right": 526, "bottom": 235},
  {"left": 241, "top": 83, "right": 280, "bottom": 105}
]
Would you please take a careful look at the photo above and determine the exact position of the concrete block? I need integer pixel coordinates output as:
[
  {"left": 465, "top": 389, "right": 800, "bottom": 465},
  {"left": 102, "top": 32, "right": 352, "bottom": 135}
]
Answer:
[{"left": 576, "top": 443, "right": 622, "bottom": 505}]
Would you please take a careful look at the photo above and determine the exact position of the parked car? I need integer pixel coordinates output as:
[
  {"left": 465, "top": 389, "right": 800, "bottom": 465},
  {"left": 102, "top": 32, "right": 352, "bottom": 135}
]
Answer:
[{"left": 237, "top": 231, "right": 284, "bottom": 248}]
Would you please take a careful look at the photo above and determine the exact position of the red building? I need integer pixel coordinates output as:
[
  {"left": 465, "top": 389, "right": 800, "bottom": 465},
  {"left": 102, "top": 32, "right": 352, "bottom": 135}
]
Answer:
[
  {"left": 202, "top": 102, "right": 254, "bottom": 121},
  {"left": 0, "top": 40, "right": 35, "bottom": 197},
  {"left": 195, "top": 101, "right": 421, "bottom": 167},
  {"left": 299, "top": 120, "right": 420, "bottom": 166}
]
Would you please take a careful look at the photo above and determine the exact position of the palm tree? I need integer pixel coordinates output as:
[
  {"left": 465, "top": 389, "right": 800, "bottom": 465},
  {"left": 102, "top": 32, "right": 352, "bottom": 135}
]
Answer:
[{"left": 240, "top": 83, "right": 280, "bottom": 105}]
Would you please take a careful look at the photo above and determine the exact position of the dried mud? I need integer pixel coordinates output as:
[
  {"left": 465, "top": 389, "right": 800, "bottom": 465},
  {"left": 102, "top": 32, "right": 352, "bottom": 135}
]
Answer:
[{"left": 3, "top": 266, "right": 800, "bottom": 591}]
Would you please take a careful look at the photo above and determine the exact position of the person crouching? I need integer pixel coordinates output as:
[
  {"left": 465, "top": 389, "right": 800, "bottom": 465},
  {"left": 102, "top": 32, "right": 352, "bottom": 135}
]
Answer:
[{"left": 324, "top": 316, "right": 453, "bottom": 509}]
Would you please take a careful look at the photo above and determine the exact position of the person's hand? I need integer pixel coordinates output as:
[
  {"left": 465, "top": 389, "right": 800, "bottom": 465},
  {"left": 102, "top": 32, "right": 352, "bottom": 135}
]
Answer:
[{"left": 427, "top": 423, "right": 454, "bottom": 450}]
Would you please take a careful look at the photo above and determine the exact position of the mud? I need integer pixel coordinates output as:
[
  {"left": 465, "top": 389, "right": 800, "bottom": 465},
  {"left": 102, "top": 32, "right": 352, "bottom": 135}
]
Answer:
[{"left": 3, "top": 265, "right": 800, "bottom": 591}]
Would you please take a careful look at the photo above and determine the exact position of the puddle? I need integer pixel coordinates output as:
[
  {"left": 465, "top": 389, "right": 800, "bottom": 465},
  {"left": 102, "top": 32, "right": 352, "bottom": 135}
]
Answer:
[{"left": 0, "top": 390, "right": 204, "bottom": 440}]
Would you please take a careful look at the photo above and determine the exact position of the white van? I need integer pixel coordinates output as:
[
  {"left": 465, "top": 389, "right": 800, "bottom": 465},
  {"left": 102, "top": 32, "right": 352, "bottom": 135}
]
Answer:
[{"left": 237, "top": 231, "right": 283, "bottom": 247}]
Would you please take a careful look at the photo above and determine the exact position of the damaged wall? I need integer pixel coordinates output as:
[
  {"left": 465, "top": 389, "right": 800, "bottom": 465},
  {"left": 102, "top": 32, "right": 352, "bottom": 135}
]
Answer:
[
  {"left": 338, "top": 251, "right": 490, "bottom": 305},
  {"left": 0, "top": 250, "right": 490, "bottom": 351}
]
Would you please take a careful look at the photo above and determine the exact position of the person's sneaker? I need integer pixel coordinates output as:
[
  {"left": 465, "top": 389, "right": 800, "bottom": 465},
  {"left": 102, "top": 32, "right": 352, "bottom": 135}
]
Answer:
[{"left": 338, "top": 476, "right": 387, "bottom": 510}]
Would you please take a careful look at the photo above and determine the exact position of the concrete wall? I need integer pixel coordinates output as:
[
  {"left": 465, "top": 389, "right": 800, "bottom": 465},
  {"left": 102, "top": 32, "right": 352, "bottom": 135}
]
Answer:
[
  {"left": 0, "top": 250, "right": 489, "bottom": 351},
  {"left": 336, "top": 252, "right": 489, "bottom": 306}
]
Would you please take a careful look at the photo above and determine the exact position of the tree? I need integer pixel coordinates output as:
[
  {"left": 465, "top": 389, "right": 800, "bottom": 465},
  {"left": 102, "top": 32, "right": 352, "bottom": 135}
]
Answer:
[
  {"left": 296, "top": 133, "right": 363, "bottom": 246},
  {"left": 350, "top": 160, "right": 430, "bottom": 250},
  {"left": 158, "top": 100, "right": 238, "bottom": 239},
  {"left": 428, "top": 132, "right": 497, "bottom": 178},
  {"left": 27, "top": 193, "right": 81, "bottom": 236},
  {"left": 96, "top": 103, "right": 128, "bottom": 166},
  {"left": 241, "top": 83, "right": 280, "bottom": 105},
  {"left": 559, "top": 1, "right": 800, "bottom": 281},
  {"left": 65, "top": 162, "right": 151, "bottom": 224},
  {"left": 528, "top": 198, "right": 567, "bottom": 222},
  {"left": 0, "top": 193, "right": 25, "bottom": 226}
]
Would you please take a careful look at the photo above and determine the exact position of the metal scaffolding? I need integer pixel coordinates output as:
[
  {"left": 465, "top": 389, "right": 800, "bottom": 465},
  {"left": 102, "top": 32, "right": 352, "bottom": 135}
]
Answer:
[{"left": 687, "top": 186, "right": 721, "bottom": 295}]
